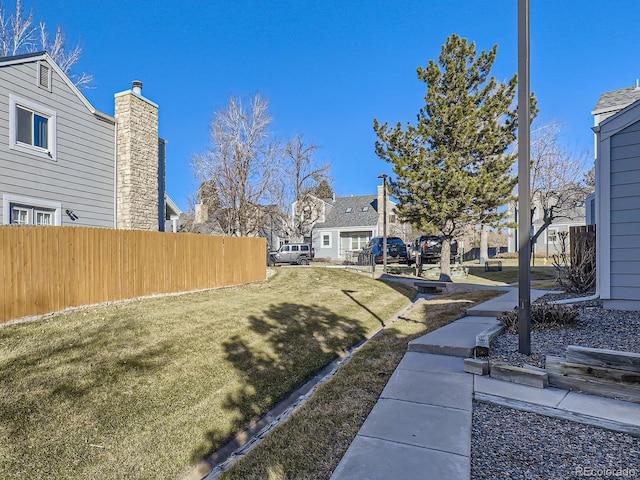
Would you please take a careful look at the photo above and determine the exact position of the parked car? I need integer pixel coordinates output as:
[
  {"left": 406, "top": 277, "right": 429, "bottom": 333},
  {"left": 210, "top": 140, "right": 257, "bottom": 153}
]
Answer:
[
  {"left": 409, "top": 235, "right": 458, "bottom": 264},
  {"left": 358, "top": 236, "right": 409, "bottom": 264},
  {"left": 269, "top": 243, "right": 315, "bottom": 266}
]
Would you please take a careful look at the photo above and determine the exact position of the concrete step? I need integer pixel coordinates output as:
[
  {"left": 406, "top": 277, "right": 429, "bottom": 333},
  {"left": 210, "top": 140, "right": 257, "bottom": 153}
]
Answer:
[
  {"left": 466, "top": 289, "right": 550, "bottom": 317},
  {"left": 408, "top": 316, "right": 501, "bottom": 358}
]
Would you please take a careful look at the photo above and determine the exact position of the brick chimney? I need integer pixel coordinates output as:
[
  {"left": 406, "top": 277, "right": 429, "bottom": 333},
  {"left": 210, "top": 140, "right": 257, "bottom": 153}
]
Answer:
[{"left": 114, "top": 81, "right": 160, "bottom": 230}]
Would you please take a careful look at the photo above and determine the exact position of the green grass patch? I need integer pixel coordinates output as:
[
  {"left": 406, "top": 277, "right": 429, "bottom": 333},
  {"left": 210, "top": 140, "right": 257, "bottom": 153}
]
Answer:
[
  {"left": 389, "top": 264, "right": 559, "bottom": 288},
  {"left": 220, "top": 289, "right": 501, "bottom": 480},
  {"left": 0, "top": 268, "right": 414, "bottom": 480},
  {"left": 466, "top": 265, "right": 558, "bottom": 286}
]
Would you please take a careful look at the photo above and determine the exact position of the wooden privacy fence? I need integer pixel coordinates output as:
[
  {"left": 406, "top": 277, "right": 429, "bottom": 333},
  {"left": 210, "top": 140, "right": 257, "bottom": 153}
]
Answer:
[{"left": 0, "top": 226, "right": 267, "bottom": 324}]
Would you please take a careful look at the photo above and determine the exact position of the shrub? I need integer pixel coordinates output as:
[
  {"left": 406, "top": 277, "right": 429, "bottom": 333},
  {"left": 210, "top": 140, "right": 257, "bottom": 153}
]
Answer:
[
  {"left": 498, "top": 301, "right": 579, "bottom": 334},
  {"left": 553, "top": 230, "right": 596, "bottom": 294}
]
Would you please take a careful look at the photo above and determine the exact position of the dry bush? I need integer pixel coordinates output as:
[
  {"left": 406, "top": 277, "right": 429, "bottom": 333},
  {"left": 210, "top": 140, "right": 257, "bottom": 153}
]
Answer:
[
  {"left": 553, "top": 231, "right": 596, "bottom": 294},
  {"left": 498, "top": 301, "right": 579, "bottom": 334}
]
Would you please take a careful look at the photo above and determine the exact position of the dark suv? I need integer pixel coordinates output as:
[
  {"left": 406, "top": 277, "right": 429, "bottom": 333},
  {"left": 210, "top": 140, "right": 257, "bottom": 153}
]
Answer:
[
  {"left": 410, "top": 235, "right": 458, "bottom": 264},
  {"left": 359, "top": 236, "right": 409, "bottom": 264}
]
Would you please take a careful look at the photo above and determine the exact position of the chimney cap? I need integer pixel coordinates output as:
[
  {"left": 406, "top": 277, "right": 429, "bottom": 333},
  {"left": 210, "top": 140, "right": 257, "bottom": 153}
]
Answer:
[{"left": 132, "top": 80, "right": 143, "bottom": 94}]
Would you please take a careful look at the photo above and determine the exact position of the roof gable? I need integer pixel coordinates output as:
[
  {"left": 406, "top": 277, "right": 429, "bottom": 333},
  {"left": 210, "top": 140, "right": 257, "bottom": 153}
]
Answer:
[
  {"left": 0, "top": 51, "right": 114, "bottom": 123},
  {"left": 597, "top": 97, "right": 640, "bottom": 141},
  {"left": 592, "top": 85, "right": 640, "bottom": 116}
]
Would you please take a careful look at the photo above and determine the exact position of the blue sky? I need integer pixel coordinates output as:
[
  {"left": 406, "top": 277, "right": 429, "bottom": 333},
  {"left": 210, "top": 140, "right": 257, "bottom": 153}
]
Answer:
[{"left": 22, "top": 1, "right": 640, "bottom": 210}]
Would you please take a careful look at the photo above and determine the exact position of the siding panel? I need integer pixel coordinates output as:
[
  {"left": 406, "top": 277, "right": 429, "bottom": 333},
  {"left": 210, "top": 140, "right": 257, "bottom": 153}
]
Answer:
[
  {"left": 611, "top": 169, "right": 640, "bottom": 186},
  {"left": 610, "top": 183, "right": 640, "bottom": 198},
  {"left": 610, "top": 260, "right": 640, "bottom": 275},
  {"left": 610, "top": 157, "right": 640, "bottom": 174},
  {"left": 610, "top": 142, "right": 640, "bottom": 162}
]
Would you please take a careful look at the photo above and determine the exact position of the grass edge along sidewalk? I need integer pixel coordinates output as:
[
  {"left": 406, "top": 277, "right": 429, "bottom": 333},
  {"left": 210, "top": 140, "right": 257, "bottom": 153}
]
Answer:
[
  {"left": 0, "top": 268, "right": 413, "bottom": 480},
  {"left": 217, "top": 289, "right": 501, "bottom": 480}
]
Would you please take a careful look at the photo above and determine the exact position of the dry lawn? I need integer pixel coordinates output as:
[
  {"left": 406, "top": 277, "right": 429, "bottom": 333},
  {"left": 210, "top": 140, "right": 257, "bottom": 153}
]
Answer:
[
  {"left": 0, "top": 267, "right": 414, "bottom": 480},
  {"left": 220, "top": 289, "right": 501, "bottom": 479}
]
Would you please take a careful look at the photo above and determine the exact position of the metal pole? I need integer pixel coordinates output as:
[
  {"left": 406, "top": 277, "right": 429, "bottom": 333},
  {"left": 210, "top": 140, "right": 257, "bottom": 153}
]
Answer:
[
  {"left": 379, "top": 174, "right": 388, "bottom": 274},
  {"left": 517, "top": 0, "right": 532, "bottom": 354}
]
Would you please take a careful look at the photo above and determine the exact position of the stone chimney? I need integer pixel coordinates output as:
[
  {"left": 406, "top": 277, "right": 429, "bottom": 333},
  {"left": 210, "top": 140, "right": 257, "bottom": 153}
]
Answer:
[
  {"left": 195, "top": 203, "right": 208, "bottom": 224},
  {"left": 114, "top": 81, "right": 160, "bottom": 230}
]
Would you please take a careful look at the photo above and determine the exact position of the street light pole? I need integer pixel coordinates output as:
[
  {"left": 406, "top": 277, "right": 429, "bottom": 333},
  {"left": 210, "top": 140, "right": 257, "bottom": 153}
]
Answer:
[
  {"left": 379, "top": 174, "right": 388, "bottom": 274},
  {"left": 517, "top": 0, "right": 532, "bottom": 354}
]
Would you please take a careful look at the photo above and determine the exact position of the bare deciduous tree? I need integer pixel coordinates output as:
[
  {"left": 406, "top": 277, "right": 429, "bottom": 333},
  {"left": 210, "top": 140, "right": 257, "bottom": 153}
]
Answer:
[
  {"left": 529, "top": 122, "right": 591, "bottom": 244},
  {"left": 0, "top": 0, "right": 92, "bottom": 87},
  {"left": 192, "top": 93, "right": 281, "bottom": 237},
  {"left": 280, "top": 134, "right": 331, "bottom": 241}
]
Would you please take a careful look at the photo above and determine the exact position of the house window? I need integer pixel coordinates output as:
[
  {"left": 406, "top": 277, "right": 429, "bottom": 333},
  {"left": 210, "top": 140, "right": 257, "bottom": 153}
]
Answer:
[
  {"left": 548, "top": 229, "right": 557, "bottom": 243},
  {"left": 3, "top": 194, "right": 61, "bottom": 226},
  {"left": 17, "top": 106, "right": 49, "bottom": 148},
  {"left": 389, "top": 214, "right": 396, "bottom": 223},
  {"left": 9, "top": 204, "right": 55, "bottom": 225},
  {"left": 35, "top": 210, "right": 53, "bottom": 225},
  {"left": 322, "top": 233, "right": 331, "bottom": 248},
  {"left": 351, "top": 234, "right": 369, "bottom": 250},
  {"left": 345, "top": 207, "right": 353, "bottom": 213},
  {"left": 11, "top": 206, "right": 29, "bottom": 225},
  {"left": 9, "top": 95, "right": 57, "bottom": 160},
  {"left": 362, "top": 206, "right": 369, "bottom": 212}
]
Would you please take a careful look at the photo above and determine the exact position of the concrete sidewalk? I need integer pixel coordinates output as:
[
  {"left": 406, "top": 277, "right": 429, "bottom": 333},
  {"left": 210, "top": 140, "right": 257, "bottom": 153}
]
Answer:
[{"left": 330, "top": 289, "right": 640, "bottom": 480}]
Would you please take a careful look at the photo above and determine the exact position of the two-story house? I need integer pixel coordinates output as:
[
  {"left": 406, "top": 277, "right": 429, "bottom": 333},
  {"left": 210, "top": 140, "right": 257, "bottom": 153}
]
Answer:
[{"left": 0, "top": 51, "right": 180, "bottom": 231}]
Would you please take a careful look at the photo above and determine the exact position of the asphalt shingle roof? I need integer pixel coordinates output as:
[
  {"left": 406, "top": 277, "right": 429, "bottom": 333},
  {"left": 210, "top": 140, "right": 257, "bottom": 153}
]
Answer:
[
  {"left": 592, "top": 85, "right": 640, "bottom": 115},
  {"left": 314, "top": 195, "right": 380, "bottom": 229}
]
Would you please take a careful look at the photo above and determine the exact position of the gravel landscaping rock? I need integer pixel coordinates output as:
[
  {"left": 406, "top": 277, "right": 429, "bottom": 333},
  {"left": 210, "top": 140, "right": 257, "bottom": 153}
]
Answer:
[
  {"left": 472, "top": 294, "right": 640, "bottom": 479},
  {"left": 472, "top": 402, "right": 640, "bottom": 480},
  {"left": 490, "top": 297, "right": 640, "bottom": 368}
]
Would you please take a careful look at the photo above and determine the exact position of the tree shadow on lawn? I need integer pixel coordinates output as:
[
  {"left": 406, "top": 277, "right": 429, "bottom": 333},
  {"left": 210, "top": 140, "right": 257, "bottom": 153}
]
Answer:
[
  {"left": 0, "top": 317, "right": 176, "bottom": 443},
  {"left": 192, "top": 302, "right": 369, "bottom": 462}
]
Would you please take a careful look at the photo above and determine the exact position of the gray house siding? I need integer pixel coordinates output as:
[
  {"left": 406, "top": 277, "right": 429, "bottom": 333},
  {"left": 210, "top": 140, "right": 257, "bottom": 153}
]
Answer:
[
  {"left": 313, "top": 228, "right": 340, "bottom": 260},
  {"left": 608, "top": 120, "right": 640, "bottom": 304},
  {"left": 0, "top": 57, "right": 116, "bottom": 227}
]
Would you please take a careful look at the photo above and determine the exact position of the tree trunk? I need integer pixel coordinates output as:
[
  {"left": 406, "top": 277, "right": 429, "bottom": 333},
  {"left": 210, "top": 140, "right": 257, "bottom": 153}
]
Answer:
[
  {"left": 480, "top": 224, "right": 489, "bottom": 261},
  {"left": 439, "top": 239, "right": 452, "bottom": 282}
]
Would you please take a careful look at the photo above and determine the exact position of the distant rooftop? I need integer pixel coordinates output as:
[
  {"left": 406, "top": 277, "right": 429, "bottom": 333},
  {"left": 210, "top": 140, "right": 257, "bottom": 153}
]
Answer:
[
  {"left": 314, "top": 194, "right": 379, "bottom": 229},
  {"left": 592, "top": 84, "right": 640, "bottom": 116}
]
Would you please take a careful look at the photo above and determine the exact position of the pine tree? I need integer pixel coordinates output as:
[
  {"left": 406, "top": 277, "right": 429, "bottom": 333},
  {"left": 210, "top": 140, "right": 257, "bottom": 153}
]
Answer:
[
  {"left": 312, "top": 179, "right": 334, "bottom": 200},
  {"left": 374, "top": 34, "right": 525, "bottom": 279}
]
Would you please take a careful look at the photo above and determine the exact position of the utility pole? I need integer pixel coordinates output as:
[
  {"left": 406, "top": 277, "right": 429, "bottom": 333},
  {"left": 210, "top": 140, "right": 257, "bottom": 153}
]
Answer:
[
  {"left": 379, "top": 174, "right": 388, "bottom": 274},
  {"left": 517, "top": 0, "right": 532, "bottom": 354}
]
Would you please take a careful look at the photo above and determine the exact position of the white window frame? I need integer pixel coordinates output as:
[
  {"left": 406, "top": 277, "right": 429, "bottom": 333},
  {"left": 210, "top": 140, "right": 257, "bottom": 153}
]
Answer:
[
  {"left": 9, "top": 94, "right": 57, "bottom": 161},
  {"left": 2, "top": 194, "right": 61, "bottom": 225},
  {"left": 548, "top": 228, "right": 558, "bottom": 243},
  {"left": 351, "top": 234, "right": 369, "bottom": 251},
  {"left": 321, "top": 233, "right": 332, "bottom": 248},
  {"left": 11, "top": 206, "right": 29, "bottom": 225}
]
